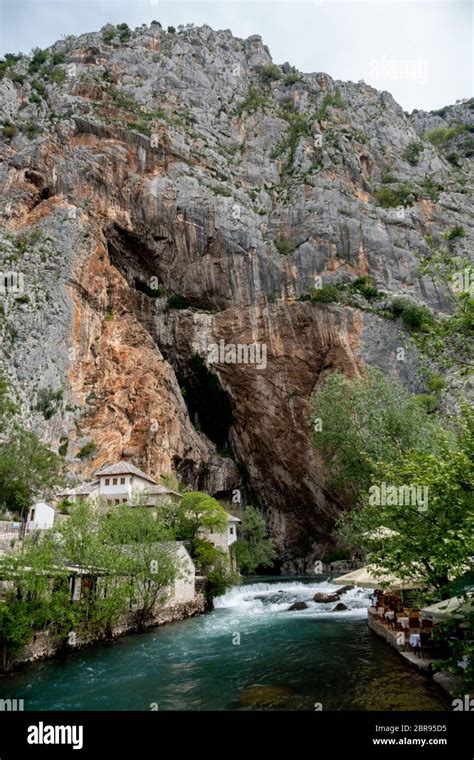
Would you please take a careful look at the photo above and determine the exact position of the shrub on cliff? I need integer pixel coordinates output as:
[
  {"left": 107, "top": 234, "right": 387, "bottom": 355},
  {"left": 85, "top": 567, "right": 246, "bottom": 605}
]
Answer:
[
  {"left": 307, "top": 284, "right": 341, "bottom": 303},
  {"left": 260, "top": 63, "right": 282, "bottom": 83},
  {"left": 403, "top": 140, "right": 423, "bottom": 165},
  {"left": 167, "top": 293, "right": 190, "bottom": 310},
  {"left": 374, "top": 183, "right": 417, "bottom": 208}
]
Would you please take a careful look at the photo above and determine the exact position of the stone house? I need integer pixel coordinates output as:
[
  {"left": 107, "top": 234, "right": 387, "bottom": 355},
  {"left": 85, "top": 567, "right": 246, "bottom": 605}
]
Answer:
[
  {"left": 26, "top": 501, "right": 55, "bottom": 531},
  {"left": 58, "top": 460, "right": 180, "bottom": 507}
]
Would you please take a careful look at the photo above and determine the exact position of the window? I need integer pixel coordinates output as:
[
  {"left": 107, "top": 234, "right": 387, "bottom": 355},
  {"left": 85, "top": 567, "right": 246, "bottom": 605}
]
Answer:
[
  {"left": 115, "top": 499, "right": 120, "bottom": 505},
  {"left": 105, "top": 478, "right": 110, "bottom": 486},
  {"left": 229, "top": 527, "right": 234, "bottom": 535},
  {"left": 120, "top": 477, "right": 125, "bottom": 484},
  {"left": 30, "top": 509, "right": 36, "bottom": 521},
  {"left": 122, "top": 499, "right": 127, "bottom": 503},
  {"left": 112, "top": 478, "right": 117, "bottom": 485}
]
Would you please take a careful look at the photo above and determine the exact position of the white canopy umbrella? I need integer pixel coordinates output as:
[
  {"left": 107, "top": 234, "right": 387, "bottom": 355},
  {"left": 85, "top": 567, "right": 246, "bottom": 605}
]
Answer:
[
  {"left": 333, "top": 564, "right": 423, "bottom": 590},
  {"left": 420, "top": 594, "right": 474, "bottom": 621}
]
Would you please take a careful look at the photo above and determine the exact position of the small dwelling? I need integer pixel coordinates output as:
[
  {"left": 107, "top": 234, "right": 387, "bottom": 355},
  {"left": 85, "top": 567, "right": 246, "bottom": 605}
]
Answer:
[
  {"left": 27, "top": 501, "right": 55, "bottom": 530},
  {"left": 59, "top": 460, "right": 180, "bottom": 507},
  {"left": 201, "top": 512, "right": 241, "bottom": 554}
]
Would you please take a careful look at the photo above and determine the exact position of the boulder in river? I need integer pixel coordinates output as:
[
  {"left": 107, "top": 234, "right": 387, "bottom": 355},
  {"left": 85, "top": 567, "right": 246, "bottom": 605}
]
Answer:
[
  {"left": 313, "top": 593, "right": 339, "bottom": 603},
  {"left": 335, "top": 585, "right": 352, "bottom": 597},
  {"left": 332, "top": 602, "right": 348, "bottom": 611},
  {"left": 288, "top": 601, "right": 308, "bottom": 611}
]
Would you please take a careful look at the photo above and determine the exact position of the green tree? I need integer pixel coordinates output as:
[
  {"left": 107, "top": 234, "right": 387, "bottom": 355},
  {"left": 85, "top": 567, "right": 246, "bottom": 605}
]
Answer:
[
  {"left": 337, "top": 429, "right": 474, "bottom": 590},
  {"left": 0, "top": 428, "right": 63, "bottom": 515},
  {"left": 0, "top": 373, "right": 63, "bottom": 516},
  {"left": 311, "top": 368, "right": 445, "bottom": 501},
  {"left": 103, "top": 504, "right": 178, "bottom": 627},
  {"left": 415, "top": 247, "right": 474, "bottom": 375},
  {"left": 177, "top": 491, "right": 228, "bottom": 543},
  {"left": 192, "top": 538, "right": 236, "bottom": 603},
  {"left": 234, "top": 506, "right": 277, "bottom": 574}
]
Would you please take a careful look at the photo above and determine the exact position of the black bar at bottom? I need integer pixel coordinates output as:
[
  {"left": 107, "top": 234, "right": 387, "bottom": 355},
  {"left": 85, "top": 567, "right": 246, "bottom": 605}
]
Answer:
[{"left": 0, "top": 711, "right": 472, "bottom": 758}]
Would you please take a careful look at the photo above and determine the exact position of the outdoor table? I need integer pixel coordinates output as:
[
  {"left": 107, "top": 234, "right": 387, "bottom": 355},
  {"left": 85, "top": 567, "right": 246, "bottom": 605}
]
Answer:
[
  {"left": 409, "top": 633, "right": 421, "bottom": 647},
  {"left": 398, "top": 617, "right": 409, "bottom": 629},
  {"left": 384, "top": 611, "right": 395, "bottom": 620}
]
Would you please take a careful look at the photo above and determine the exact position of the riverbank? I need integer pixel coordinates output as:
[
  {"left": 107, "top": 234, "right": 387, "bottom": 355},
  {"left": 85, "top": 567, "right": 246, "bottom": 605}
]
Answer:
[{"left": 10, "top": 595, "right": 206, "bottom": 672}]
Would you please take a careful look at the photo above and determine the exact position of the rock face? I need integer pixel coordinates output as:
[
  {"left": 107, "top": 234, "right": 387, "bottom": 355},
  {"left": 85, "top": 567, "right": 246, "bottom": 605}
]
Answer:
[{"left": 0, "top": 23, "right": 472, "bottom": 568}]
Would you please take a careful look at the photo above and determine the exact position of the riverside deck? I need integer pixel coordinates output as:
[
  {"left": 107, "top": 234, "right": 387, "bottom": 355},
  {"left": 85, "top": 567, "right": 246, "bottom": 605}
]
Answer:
[{"left": 367, "top": 609, "right": 434, "bottom": 671}]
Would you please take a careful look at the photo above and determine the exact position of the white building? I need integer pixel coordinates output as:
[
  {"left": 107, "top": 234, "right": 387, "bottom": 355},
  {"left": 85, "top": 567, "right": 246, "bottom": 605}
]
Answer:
[
  {"left": 27, "top": 501, "right": 55, "bottom": 530},
  {"left": 200, "top": 512, "right": 241, "bottom": 553},
  {"left": 58, "top": 461, "right": 180, "bottom": 507}
]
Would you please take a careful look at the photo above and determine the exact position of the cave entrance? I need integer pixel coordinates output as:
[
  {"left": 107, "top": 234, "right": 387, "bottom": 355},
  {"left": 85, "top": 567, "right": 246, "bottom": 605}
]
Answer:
[{"left": 180, "top": 355, "right": 234, "bottom": 452}]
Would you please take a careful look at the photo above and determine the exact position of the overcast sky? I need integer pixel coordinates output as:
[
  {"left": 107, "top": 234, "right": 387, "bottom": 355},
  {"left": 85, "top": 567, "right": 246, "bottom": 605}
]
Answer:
[{"left": 0, "top": 0, "right": 472, "bottom": 112}]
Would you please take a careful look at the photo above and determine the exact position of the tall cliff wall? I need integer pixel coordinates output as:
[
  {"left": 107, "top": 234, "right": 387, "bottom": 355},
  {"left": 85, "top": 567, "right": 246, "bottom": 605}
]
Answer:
[{"left": 0, "top": 22, "right": 472, "bottom": 567}]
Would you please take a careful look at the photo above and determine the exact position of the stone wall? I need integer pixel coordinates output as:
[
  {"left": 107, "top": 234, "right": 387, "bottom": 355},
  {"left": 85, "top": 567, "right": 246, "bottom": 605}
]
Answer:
[{"left": 11, "top": 595, "right": 206, "bottom": 670}]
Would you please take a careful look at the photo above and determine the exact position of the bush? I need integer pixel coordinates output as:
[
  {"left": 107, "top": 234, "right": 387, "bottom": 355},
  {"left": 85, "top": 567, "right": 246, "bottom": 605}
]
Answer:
[
  {"left": 425, "top": 124, "right": 466, "bottom": 146},
  {"left": 260, "top": 63, "right": 282, "bottom": 83},
  {"left": 0, "top": 54, "right": 20, "bottom": 79},
  {"left": 235, "top": 85, "right": 267, "bottom": 116},
  {"left": 403, "top": 140, "right": 423, "bottom": 166},
  {"left": 272, "top": 111, "right": 310, "bottom": 172},
  {"left": 24, "top": 121, "right": 40, "bottom": 138},
  {"left": 381, "top": 166, "right": 397, "bottom": 184},
  {"left": 444, "top": 225, "right": 466, "bottom": 241},
  {"left": 167, "top": 293, "right": 190, "bottom": 310},
  {"left": 2, "top": 121, "right": 17, "bottom": 140},
  {"left": 102, "top": 28, "right": 116, "bottom": 44},
  {"left": 117, "top": 23, "right": 131, "bottom": 43},
  {"left": 446, "top": 151, "right": 461, "bottom": 168},
  {"left": 316, "top": 90, "right": 345, "bottom": 120},
  {"left": 48, "top": 68, "right": 66, "bottom": 85},
  {"left": 374, "top": 183, "right": 416, "bottom": 208},
  {"left": 58, "top": 438, "right": 68, "bottom": 457},
  {"left": 56, "top": 498, "right": 72, "bottom": 513},
  {"left": 29, "top": 47, "right": 48, "bottom": 73},
  {"left": 51, "top": 52, "right": 65, "bottom": 65},
  {"left": 307, "top": 284, "right": 341, "bottom": 303},
  {"left": 274, "top": 236, "right": 295, "bottom": 255},
  {"left": 9, "top": 72, "right": 25, "bottom": 85},
  {"left": 78, "top": 442, "right": 96, "bottom": 459},
  {"left": 36, "top": 388, "right": 63, "bottom": 420},
  {"left": 351, "top": 276, "right": 380, "bottom": 301},
  {"left": 32, "top": 79, "right": 46, "bottom": 96},
  {"left": 389, "top": 298, "right": 434, "bottom": 331},
  {"left": 420, "top": 175, "right": 443, "bottom": 201},
  {"left": 283, "top": 72, "right": 301, "bottom": 86}
]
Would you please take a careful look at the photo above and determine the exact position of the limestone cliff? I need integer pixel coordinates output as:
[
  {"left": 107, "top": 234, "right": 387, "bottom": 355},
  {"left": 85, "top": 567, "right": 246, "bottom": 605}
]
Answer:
[{"left": 0, "top": 22, "right": 472, "bottom": 568}]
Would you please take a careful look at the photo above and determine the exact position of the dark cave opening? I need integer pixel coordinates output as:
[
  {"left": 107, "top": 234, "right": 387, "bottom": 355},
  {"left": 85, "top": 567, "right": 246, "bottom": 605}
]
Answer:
[{"left": 180, "top": 355, "right": 234, "bottom": 451}]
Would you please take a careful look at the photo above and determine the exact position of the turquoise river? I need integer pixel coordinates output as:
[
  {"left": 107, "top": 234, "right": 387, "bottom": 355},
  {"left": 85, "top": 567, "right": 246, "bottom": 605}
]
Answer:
[{"left": 0, "top": 577, "right": 450, "bottom": 710}]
